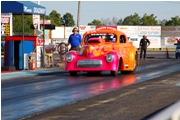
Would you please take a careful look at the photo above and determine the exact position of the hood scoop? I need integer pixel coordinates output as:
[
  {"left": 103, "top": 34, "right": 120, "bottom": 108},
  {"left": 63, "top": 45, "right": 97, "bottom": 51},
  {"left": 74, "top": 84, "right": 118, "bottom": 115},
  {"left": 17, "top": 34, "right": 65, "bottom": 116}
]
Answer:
[{"left": 87, "top": 38, "right": 103, "bottom": 44}]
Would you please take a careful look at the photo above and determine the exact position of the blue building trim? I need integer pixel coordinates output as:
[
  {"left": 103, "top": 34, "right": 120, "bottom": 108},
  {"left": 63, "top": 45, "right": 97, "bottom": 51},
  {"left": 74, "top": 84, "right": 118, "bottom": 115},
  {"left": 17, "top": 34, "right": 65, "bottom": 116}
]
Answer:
[{"left": 1, "top": 1, "right": 46, "bottom": 15}]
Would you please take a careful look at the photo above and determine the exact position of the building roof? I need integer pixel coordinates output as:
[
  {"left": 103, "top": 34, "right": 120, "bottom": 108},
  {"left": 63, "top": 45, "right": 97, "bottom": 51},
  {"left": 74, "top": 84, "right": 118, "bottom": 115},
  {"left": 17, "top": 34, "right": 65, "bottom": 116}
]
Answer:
[{"left": 1, "top": 1, "right": 46, "bottom": 15}]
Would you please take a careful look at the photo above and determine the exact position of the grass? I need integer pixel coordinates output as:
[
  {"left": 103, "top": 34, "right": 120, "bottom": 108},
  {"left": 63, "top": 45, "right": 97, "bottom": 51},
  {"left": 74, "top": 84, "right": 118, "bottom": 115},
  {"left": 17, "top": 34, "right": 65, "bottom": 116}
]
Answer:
[{"left": 147, "top": 48, "right": 175, "bottom": 51}]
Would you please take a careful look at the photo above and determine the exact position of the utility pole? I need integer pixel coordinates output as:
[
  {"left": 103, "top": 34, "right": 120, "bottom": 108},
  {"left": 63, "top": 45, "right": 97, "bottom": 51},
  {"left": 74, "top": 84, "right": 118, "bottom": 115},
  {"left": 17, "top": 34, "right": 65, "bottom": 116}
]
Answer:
[
  {"left": 37, "top": 1, "right": 40, "bottom": 30},
  {"left": 77, "top": 1, "right": 81, "bottom": 29}
]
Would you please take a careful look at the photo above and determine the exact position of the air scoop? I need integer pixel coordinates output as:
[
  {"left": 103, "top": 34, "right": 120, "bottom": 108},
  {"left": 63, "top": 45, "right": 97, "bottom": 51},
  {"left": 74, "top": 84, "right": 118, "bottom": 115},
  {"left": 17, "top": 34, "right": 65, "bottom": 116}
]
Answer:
[{"left": 82, "top": 38, "right": 106, "bottom": 58}]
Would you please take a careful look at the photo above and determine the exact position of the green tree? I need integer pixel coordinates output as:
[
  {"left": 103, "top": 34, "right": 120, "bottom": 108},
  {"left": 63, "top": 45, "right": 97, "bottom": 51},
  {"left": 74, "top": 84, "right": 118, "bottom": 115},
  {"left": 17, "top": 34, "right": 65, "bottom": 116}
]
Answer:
[
  {"left": 13, "top": 15, "right": 33, "bottom": 35},
  {"left": 63, "top": 12, "right": 75, "bottom": 26},
  {"left": 40, "top": 15, "right": 51, "bottom": 20},
  {"left": 88, "top": 19, "right": 105, "bottom": 26},
  {"left": 49, "top": 10, "right": 63, "bottom": 26},
  {"left": 165, "top": 16, "right": 180, "bottom": 26},
  {"left": 117, "top": 18, "right": 123, "bottom": 25},
  {"left": 122, "top": 13, "right": 140, "bottom": 25},
  {"left": 140, "top": 14, "right": 158, "bottom": 25}
]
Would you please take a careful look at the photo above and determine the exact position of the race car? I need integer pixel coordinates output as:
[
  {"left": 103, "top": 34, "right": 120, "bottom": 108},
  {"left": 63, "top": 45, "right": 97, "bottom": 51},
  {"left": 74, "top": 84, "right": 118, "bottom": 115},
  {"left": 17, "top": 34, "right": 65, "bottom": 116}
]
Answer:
[
  {"left": 65, "top": 28, "right": 138, "bottom": 76},
  {"left": 175, "top": 40, "right": 180, "bottom": 59}
]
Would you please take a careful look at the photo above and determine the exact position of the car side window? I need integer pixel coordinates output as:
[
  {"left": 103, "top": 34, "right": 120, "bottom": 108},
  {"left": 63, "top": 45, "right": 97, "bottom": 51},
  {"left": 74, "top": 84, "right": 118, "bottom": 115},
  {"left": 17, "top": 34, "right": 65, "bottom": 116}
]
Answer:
[
  {"left": 120, "top": 35, "right": 126, "bottom": 43},
  {"left": 105, "top": 34, "right": 117, "bottom": 42}
]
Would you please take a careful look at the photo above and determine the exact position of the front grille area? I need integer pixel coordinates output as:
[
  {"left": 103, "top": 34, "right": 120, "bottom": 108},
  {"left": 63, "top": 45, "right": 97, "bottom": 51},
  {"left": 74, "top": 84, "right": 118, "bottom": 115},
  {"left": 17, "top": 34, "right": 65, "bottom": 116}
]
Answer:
[{"left": 77, "top": 60, "right": 102, "bottom": 68}]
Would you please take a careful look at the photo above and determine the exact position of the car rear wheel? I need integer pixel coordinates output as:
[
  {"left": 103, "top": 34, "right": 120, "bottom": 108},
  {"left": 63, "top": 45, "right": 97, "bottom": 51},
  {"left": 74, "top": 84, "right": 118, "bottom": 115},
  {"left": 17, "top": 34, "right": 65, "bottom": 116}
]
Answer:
[
  {"left": 69, "top": 71, "right": 77, "bottom": 76},
  {"left": 111, "top": 70, "right": 118, "bottom": 76}
]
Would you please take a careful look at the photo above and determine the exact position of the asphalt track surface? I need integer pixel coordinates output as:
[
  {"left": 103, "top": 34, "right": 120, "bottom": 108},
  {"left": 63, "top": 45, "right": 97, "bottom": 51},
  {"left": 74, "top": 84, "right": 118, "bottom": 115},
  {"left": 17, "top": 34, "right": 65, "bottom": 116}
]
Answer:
[
  {"left": 1, "top": 51, "right": 180, "bottom": 120},
  {"left": 23, "top": 70, "right": 180, "bottom": 120}
]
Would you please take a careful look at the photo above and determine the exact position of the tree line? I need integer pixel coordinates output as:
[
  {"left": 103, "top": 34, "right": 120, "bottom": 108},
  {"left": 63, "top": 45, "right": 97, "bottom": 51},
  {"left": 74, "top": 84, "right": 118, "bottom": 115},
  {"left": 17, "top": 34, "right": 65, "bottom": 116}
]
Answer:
[{"left": 13, "top": 10, "right": 180, "bottom": 34}]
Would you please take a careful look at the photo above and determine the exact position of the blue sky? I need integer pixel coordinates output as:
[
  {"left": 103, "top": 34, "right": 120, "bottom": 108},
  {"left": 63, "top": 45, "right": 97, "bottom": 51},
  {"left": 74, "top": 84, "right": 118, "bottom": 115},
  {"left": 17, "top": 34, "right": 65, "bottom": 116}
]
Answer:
[{"left": 33, "top": 1, "right": 180, "bottom": 25}]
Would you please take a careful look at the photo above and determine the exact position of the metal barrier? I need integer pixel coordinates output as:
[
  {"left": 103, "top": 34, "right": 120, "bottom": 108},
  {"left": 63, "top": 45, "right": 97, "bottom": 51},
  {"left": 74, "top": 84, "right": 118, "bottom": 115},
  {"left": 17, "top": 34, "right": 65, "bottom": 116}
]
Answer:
[{"left": 148, "top": 100, "right": 180, "bottom": 120}]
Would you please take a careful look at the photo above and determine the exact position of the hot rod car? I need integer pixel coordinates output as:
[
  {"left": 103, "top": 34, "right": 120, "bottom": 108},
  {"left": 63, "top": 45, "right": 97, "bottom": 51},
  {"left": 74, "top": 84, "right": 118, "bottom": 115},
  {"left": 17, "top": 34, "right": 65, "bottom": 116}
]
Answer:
[{"left": 65, "top": 29, "right": 138, "bottom": 76}]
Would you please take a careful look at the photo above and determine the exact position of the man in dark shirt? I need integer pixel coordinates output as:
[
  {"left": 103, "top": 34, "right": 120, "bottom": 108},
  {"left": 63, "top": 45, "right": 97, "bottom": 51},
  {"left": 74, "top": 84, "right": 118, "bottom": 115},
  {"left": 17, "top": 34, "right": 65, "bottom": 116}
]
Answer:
[
  {"left": 66, "top": 27, "right": 82, "bottom": 51},
  {"left": 139, "top": 35, "right": 150, "bottom": 60}
]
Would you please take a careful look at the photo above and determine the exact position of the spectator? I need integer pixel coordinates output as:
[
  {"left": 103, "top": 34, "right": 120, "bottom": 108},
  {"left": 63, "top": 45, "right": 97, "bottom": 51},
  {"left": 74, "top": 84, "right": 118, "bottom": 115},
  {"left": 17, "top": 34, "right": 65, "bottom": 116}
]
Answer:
[
  {"left": 139, "top": 35, "right": 150, "bottom": 60},
  {"left": 66, "top": 27, "right": 82, "bottom": 51}
]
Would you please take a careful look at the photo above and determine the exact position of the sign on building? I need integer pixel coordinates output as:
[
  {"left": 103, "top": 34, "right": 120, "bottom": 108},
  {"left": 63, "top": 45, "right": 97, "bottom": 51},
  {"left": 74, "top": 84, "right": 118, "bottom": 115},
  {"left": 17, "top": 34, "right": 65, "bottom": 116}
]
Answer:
[
  {"left": 138, "top": 26, "right": 161, "bottom": 48},
  {"left": 52, "top": 27, "right": 64, "bottom": 39},
  {"left": 96, "top": 26, "right": 117, "bottom": 30},
  {"left": 161, "top": 26, "right": 180, "bottom": 47},
  {"left": 1, "top": 13, "right": 12, "bottom": 36},
  {"left": 65, "top": 27, "right": 74, "bottom": 39},
  {"left": 118, "top": 26, "right": 139, "bottom": 48},
  {"left": 79, "top": 25, "right": 96, "bottom": 37},
  {"left": 36, "top": 37, "right": 44, "bottom": 68}
]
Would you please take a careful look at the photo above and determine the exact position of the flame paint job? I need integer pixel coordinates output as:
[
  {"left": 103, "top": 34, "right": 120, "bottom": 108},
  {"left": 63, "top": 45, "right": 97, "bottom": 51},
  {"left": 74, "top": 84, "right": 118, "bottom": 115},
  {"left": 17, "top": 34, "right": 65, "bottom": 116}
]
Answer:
[{"left": 65, "top": 29, "right": 138, "bottom": 72}]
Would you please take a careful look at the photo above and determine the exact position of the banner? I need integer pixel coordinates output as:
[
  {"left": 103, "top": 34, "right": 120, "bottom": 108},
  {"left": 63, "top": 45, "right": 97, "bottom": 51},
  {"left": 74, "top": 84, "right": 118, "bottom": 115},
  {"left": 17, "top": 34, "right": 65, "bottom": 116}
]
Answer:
[
  {"left": 65, "top": 27, "right": 74, "bottom": 39},
  {"left": 52, "top": 27, "right": 64, "bottom": 39},
  {"left": 36, "top": 37, "right": 44, "bottom": 68},
  {"left": 32, "top": 14, "right": 40, "bottom": 25},
  {"left": 117, "top": 26, "right": 139, "bottom": 48},
  {"left": 1, "top": 13, "right": 12, "bottom": 36},
  {"left": 164, "top": 37, "right": 180, "bottom": 46},
  {"left": 161, "top": 26, "right": 180, "bottom": 37},
  {"left": 40, "top": 20, "right": 51, "bottom": 24},
  {"left": 138, "top": 26, "right": 161, "bottom": 48},
  {"left": 79, "top": 25, "right": 96, "bottom": 37},
  {"left": 96, "top": 26, "right": 117, "bottom": 30},
  {"left": 161, "top": 26, "right": 180, "bottom": 47}
]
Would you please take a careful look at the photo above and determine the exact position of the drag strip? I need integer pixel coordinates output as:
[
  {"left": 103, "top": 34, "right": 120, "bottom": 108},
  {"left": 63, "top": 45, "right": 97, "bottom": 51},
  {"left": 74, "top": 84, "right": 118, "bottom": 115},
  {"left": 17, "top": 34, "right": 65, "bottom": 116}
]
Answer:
[
  {"left": 25, "top": 70, "right": 180, "bottom": 120},
  {"left": 1, "top": 59, "right": 180, "bottom": 120}
]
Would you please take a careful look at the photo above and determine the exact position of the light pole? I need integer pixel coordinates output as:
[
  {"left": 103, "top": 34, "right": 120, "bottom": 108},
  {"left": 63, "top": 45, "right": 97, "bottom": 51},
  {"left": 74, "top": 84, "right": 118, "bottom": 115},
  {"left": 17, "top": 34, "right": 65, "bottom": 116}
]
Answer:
[
  {"left": 77, "top": 1, "right": 81, "bottom": 29},
  {"left": 37, "top": 1, "right": 40, "bottom": 30},
  {"left": 61, "top": 18, "right": 66, "bottom": 39}
]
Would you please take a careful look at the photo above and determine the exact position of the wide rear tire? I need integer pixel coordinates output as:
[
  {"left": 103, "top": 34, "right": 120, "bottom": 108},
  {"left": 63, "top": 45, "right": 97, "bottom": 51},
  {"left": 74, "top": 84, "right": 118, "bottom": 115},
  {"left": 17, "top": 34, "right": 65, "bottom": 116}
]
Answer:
[{"left": 111, "top": 70, "right": 118, "bottom": 76}]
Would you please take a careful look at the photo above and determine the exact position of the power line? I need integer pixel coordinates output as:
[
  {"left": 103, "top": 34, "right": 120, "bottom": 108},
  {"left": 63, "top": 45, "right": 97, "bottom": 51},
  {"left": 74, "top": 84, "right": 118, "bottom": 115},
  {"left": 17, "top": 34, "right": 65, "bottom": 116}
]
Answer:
[
  {"left": 44, "top": 7, "right": 179, "bottom": 13},
  {"left": 162, "top": 1, "right": 180, "bottom": 4}
]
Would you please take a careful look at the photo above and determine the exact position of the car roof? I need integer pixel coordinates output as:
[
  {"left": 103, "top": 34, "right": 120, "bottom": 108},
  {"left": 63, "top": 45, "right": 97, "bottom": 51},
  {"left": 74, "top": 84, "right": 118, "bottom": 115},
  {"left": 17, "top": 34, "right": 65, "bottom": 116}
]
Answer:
[{"left": 83, "top": 29, "right": 126, "bottom": 36}]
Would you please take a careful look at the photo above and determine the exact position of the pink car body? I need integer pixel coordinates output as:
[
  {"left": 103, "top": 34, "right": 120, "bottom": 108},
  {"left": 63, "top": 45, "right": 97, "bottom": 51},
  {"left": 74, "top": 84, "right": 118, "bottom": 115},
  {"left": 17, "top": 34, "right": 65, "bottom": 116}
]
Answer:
[{"left": 65, "top": 29, "right": 138, "bottom": 76}]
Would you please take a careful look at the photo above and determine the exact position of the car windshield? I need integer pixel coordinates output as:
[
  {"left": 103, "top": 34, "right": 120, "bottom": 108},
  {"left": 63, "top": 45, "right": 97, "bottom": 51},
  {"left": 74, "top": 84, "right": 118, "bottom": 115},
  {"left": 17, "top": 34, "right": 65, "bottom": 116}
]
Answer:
[{"left": 84, "top": 33, "right": 117, "bottom": 43}]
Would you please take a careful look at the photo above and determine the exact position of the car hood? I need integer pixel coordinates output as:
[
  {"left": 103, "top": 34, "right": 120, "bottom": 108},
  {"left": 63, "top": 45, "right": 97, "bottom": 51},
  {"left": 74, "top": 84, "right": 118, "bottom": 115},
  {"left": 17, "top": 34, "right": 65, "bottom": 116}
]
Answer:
[{"left": 82, "top": 42, "right": 115, "bottom": 58}]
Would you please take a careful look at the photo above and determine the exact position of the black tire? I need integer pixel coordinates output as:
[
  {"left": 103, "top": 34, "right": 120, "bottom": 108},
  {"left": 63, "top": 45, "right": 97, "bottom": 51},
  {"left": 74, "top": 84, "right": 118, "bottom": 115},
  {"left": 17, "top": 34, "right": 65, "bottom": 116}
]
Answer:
[
  {"left": 121, "top": 71, "right": 132, "bottom": 74},
  {"left": 111, "top": 71, "right": 118, "bottom": 76},
  {"left": 69, "top": 71, "right": 77, "bottom": 76}
]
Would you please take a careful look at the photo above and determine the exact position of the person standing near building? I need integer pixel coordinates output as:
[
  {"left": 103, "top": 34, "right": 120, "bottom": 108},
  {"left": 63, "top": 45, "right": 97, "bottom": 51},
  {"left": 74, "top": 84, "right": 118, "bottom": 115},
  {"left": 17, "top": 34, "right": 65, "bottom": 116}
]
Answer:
[
  {"left": 139, "top": 35, "right": 150, "bottom": 60},
  {"left": 66, "top": 27, "right": 82, "bottom": 51}
]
